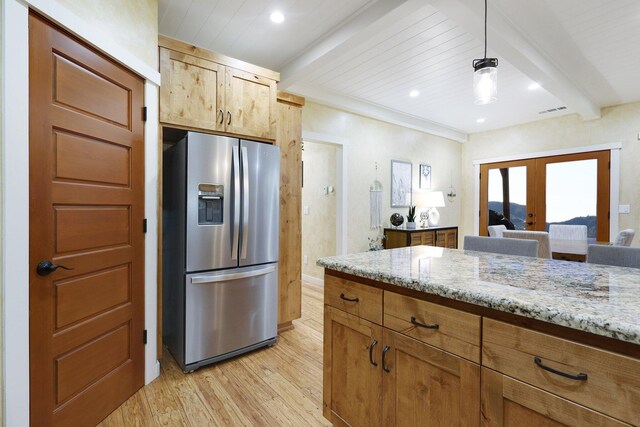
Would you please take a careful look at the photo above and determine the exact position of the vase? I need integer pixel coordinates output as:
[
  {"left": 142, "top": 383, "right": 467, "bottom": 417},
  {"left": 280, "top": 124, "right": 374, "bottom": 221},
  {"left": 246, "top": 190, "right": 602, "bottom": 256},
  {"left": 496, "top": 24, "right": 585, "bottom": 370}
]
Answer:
[{"left": 406, "top": 222, "right": 416, "bottom": 229}]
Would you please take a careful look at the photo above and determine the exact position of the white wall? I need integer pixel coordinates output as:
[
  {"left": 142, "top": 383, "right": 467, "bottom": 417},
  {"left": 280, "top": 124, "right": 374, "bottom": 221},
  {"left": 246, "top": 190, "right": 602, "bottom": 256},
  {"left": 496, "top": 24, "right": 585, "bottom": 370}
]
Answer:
[
  {"left": 461, "top": 102, "right": 640, "bottom": 245},
  {"left": 302, "top": 141, "right": 338, "bottom": 280},
  {"left": 302, "top": 102, "right": 463, "bottom": 254},
  {"left": 1, "top": 1, "right": 160, "bottom": 425}
]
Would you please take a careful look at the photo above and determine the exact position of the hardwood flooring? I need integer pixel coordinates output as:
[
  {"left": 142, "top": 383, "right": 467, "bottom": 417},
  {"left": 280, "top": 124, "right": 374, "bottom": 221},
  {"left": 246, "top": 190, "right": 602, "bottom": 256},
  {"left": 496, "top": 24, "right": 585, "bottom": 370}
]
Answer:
[{"left": 99, "top": 282, "right": 329, "bottom": 427}]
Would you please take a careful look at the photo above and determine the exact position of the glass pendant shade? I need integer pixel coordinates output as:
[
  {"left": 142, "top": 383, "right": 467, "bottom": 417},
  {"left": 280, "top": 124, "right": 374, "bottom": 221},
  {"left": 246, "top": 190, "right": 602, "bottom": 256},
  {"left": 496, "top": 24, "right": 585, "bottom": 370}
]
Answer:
[{"left": 473, "top": 65, "right": 497, "bottom": 105}]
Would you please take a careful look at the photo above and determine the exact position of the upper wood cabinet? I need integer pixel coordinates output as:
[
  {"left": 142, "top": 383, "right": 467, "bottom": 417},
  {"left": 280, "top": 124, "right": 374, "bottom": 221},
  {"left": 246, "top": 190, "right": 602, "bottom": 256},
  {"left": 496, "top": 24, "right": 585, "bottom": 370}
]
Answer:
[
  {"left": 159, "top": 36, "right": 278, "bottom": 141},
  {"left": 159, "top": 49, "right": 225, "bottom": 131}
]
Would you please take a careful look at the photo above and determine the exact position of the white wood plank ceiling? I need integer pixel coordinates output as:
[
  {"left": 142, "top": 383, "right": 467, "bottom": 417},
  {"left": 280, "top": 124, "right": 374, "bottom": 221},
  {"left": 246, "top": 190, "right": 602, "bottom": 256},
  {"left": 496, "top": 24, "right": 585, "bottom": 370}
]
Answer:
[{"left": 158, "top": 0, "right": 640, "bottom": 141}]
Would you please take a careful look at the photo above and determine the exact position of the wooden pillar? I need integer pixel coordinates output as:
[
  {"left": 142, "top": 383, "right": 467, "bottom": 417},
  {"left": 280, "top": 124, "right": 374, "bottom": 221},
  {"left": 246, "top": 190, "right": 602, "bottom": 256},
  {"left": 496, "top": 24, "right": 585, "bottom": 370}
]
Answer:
[{"left": 275, "top": 92, "right": 304, "bottom": 329}]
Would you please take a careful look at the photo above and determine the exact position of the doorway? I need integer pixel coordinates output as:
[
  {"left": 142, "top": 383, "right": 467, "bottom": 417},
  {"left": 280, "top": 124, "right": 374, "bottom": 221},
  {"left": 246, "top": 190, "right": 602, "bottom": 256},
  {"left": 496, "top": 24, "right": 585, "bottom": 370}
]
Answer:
[
  {"left": 300, "top": 132, "right": 348, "bottom": 285},
  {"left": 479, "top": 150, "right": 610, "bottom": 242}
]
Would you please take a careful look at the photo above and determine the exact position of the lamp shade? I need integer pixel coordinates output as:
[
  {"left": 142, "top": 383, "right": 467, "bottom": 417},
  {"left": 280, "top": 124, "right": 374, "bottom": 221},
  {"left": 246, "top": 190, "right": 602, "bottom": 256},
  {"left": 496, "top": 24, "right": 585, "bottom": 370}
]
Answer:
[
  {"left": 424, "top": 191, "right": 445, "bottom": 208},
  {"left": 473, "top": 65, "right": 497, "bottom": 105}
]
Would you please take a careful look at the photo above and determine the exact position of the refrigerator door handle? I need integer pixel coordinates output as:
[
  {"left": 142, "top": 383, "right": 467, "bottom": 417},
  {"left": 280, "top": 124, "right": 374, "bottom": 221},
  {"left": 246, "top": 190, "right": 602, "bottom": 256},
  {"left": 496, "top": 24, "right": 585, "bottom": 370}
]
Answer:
[
  {"left": 241, "top": 146, "right": 249, "bottom": 260},
  {"left": 190, "top": 265, "right": 276, "bottom": 284},
  {"left": 232, "top": 146, "right": 240, "bottom": 261}
]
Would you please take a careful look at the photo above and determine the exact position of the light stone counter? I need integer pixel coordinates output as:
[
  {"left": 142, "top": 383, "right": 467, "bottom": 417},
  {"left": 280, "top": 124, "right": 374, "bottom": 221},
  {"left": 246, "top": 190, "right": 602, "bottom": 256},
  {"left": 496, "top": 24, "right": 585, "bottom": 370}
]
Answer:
[{"left": 318, "top": 246, "right": 640, "bottom": 345}]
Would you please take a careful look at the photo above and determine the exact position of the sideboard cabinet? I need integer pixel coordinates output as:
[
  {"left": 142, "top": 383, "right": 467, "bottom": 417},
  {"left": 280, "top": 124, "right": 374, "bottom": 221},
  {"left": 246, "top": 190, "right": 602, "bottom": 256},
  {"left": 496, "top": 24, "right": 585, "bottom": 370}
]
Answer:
[{"left": 384, "top": 226, "right": 458, "bottom": 249}]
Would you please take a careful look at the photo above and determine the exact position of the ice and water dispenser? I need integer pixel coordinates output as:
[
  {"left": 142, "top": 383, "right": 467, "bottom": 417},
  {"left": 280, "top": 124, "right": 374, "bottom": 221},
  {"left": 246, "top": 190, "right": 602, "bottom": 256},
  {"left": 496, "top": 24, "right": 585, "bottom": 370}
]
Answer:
[{"left": 197, "top": 184, "right": 223, "bottom": 225}]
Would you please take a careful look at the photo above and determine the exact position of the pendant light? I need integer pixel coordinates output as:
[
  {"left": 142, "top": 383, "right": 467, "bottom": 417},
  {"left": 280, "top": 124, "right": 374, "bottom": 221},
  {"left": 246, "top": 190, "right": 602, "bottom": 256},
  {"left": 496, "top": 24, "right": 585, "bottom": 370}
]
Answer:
[{"left": 473, "top": 0, "right": 498, "bottom": 105}]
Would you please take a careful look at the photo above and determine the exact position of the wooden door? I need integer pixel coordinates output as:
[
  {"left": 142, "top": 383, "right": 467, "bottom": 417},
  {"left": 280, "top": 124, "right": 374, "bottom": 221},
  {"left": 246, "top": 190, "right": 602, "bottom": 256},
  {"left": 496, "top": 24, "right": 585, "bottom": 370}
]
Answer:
[
  {"left": 382, "top": 330, "right": 480, "bottom": 426},
  {"left": 29, "top": 13, "right": 145, "bottom": 426},
  {"left": 480, "top": 159, "right": 536, "bottom": 236},
  {"left": 534, "top": 151, "right": 610, "bottom": 242},
  {"left": 159, "top": 47, "right": 225, "bottom": 131},
  {"left": 225, "top": 67, "right": 277, "bottom": 139},
  {"left": 479, "top": 152, "right": 610, "bottom": 241},
  {"left": 481, "top": 368, "right": 629, "bottom": 426},
  {"left": 324, "top": 306, "right": 382, "bottom": 427}
]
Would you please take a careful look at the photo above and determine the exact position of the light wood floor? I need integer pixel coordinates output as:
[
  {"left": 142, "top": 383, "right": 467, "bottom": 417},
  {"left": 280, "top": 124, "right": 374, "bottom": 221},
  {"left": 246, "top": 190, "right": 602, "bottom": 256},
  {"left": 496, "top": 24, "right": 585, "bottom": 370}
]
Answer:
[{"left": 99, "top": 282, "right": 329, "bottom": 427}]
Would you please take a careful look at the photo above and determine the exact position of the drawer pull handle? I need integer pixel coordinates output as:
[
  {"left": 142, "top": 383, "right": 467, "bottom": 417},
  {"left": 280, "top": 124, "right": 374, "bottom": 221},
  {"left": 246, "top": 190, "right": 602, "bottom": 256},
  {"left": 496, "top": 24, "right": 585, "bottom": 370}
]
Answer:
[
  {"left": 382, "top": 345, "right": 391, "bottom": 373},
  {"left": 369, "top": 339, "right": 378, "bottom": 367},
  {"left": 411, "top": 316, "right": 439, "bottom": 329},
  {"left": 534, "top": 356, "right": 588, "bottom": 381},
  {"left": 339, "top": 293, "right": 359, "bottom": 302}
]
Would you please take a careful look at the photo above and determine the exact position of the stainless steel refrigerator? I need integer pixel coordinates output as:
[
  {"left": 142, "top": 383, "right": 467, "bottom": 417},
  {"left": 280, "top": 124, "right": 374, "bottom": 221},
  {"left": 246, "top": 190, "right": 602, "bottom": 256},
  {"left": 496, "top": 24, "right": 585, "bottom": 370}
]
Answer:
[{"left": 163, "top": 131, "right": 280, "bottom": 372}]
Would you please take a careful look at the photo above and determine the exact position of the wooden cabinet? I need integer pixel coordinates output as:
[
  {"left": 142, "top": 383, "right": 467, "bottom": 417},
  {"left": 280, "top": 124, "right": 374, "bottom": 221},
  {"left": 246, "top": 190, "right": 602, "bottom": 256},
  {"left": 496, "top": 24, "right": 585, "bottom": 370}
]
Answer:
[
  {"left": 159, "top": 49, "right": 225, "bottom": 131},
  {"left": 384, "top": 226, "right": 458, "bottom": 249},
  {"left": 436, "top": 228, "right": 457, "bottom": 249},
  {"left": 324, "top": 275, "right": 480, "bottom": 426},
  {"left": 323, "top": 271, "right": 640, "bottom": 426},
  {"left": 275, "top": 92, "right": 304, "bottom": 327},
  {"left": 383, "top": 330, "right": 480, "bottom": 427},
  {"left": 482, "top": 319, "right": 640, "bottom": 425},
  {"left": 159, "top": 36, "right": 278, "bottom": 141},
  {"left": 324, "top": 306, "right": 382, "bottom": 427},
  {"left": 481, "top": 368, "right": 629, "bottom": 426}
]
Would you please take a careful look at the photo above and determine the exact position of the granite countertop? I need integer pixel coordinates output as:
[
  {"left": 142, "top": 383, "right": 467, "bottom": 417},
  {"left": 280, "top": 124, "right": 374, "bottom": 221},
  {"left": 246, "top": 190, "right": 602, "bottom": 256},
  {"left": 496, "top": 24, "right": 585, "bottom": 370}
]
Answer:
[{"left": 318, "top": 246, "right": 640, "bottom": 345}]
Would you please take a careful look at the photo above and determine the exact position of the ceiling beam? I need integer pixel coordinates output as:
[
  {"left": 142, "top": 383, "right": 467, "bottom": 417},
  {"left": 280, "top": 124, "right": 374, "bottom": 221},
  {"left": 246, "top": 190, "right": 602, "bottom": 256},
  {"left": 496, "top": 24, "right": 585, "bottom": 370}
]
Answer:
[
  {"left": 290, "top": 82, "right": 468, "bottom": 142},
  {"left": 279, "top": 0, "right": 415, "bottom": 90},
  {"left": 430, "top": 0, "right": 601, "bottom": 120}
]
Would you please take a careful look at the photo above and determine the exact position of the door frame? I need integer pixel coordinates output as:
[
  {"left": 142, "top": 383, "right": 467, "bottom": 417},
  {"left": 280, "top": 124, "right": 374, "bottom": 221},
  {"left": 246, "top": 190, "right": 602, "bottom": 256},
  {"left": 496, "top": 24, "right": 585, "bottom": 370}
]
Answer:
[
  {"left": 473, "top": 143, "right": 622, "bottom": 238},
  {"left": 2, "top": 1, "right": 161, "bottom": 425}
]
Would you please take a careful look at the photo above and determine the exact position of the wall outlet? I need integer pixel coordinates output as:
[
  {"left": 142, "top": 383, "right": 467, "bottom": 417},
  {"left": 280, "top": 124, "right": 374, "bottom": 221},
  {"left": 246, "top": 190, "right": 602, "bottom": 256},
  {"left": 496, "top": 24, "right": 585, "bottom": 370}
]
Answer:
[
  {"left": 303, "top": 255, "right": 309, "bottom": 265},
  {"left": 619, "top": 204, "right": 631, "bottom": 214},
  {"left": 303, "top": 205, "right": 310, "bottom": 215}
]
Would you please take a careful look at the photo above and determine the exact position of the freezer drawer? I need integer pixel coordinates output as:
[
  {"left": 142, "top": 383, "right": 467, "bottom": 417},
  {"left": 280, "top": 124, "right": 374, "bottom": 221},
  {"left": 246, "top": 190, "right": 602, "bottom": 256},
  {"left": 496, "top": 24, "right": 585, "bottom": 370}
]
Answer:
[{"left": 184, "top": 263, "right": 278, "bottom": 366}]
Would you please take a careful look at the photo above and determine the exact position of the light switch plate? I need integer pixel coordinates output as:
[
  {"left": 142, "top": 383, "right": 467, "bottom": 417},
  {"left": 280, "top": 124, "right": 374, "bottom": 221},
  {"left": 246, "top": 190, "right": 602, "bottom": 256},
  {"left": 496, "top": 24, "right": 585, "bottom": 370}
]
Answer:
[
  {"left": 303, "top": 255, "right": 308, "bottom": 265},
  {"left": 303, "top": 205, "right": 310, "bottom": 215},
  {"left": 619, "top": 204, "right": 630, "bottom": 214}
]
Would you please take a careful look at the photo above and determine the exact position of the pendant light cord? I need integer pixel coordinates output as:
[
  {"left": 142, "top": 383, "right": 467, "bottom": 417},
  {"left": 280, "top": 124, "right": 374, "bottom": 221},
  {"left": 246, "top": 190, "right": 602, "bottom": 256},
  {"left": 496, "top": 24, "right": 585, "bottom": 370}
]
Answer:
[{"left": 484, "top": 0, "right": 488, "bottom": 58}]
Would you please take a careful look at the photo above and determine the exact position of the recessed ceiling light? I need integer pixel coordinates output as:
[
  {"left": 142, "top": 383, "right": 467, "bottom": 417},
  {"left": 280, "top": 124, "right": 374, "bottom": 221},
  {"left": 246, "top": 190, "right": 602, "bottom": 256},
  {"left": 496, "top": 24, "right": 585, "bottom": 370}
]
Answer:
[
  {"left": 270, "top": 11, "right": 285, "bottom": 24},
  {"left": 409, "top": 90, "right": 420, "bottom": 98},
  {"left": 528, "top": 82, "right": 541, "bottom": 90},
  {"left": 476, "top": 118, "right": 486, "bottom": 123}
]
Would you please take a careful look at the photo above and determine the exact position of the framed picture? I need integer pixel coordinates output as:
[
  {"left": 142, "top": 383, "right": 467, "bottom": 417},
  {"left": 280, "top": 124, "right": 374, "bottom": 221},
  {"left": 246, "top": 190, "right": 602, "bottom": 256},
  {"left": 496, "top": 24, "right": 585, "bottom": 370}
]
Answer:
[
  {"left": 391, "top": 160, "right": 412, "bottom": 207},
  {"left": 419, "top": 164, "right": 431, "bottom": 190}
]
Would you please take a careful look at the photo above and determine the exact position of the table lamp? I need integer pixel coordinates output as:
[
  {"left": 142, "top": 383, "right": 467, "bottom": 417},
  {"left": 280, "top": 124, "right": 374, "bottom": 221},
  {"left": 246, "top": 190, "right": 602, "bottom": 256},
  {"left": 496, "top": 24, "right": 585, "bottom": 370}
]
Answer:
[{"left": 424, "top": 191, "right": 445, "bottom": 227}]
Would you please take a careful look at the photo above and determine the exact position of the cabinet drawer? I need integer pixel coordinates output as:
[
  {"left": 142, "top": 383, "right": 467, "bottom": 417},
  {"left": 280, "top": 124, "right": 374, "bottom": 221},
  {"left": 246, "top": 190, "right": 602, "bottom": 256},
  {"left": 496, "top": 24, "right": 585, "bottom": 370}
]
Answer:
[
  {"left": 324, "top": 275, "right": 382, "bottom": 324},
  {"left": 482, "top": 319, "right": 640, "bottom": 425},
  {"left": 422, "top": 231, "right": 435, "bottom": 246},
  {"left": 383, "top": 292, "right": 481, "bottom": 363}
]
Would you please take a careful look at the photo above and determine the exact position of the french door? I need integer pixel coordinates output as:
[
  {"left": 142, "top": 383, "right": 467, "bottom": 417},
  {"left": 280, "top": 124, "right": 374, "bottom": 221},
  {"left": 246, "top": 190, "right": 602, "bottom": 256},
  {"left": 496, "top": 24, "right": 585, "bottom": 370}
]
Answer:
[{"left": 480, "top": 151, "right": 610, "bottom": 242}]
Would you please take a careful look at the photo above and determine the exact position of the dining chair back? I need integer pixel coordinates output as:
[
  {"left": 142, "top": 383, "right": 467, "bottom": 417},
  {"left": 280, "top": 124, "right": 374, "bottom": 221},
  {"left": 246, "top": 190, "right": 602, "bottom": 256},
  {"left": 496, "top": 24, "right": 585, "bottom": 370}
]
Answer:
[
  {"left": 488, "top": 225, "right": 507, "bottom": 238},
  {"left": 502, "top": 230, "right": 551, "bottom": 259},
  {"left": 587, "top": 245, "right": 640, "bottom": 268},
  {"left": 549, "top": 224, "right": 587, "bottom": 241},
  {"left": 613, "top": 229, "right": 635, "bottom": 247},
  {"left": 463, "top": 235, "right": 538, "bottom": 258}
]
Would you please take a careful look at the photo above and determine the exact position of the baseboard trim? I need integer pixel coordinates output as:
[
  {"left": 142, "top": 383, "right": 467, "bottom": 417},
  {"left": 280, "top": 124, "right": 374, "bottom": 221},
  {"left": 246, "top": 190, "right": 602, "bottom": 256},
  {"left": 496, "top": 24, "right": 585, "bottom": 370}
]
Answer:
[{"left": 302, "top": 274, "right": 324, "bottom": 286}]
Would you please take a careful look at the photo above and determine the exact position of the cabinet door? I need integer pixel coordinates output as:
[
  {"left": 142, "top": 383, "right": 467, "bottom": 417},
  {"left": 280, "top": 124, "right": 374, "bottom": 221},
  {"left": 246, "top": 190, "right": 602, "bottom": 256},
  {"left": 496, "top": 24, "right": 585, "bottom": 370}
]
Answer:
[
  {"left": 324, "top": 306, "right": 382, "bottom": 427},
  {"left": 382, "top": 329, "right": 480, "bottom": 426},
  {"left": 481, "top": 368, "right": 630, "bottom": 426},
  {"left": 225, "top": 67, "right": 277, "bottom": 140},
  {"left": 159, "top": 48, "right": 225, "bottom": 131},
  {"left": 421, "top": 230, "right": 435, "bottom": 246},
  {"left": 436, "top": 229, "right": 457, "bottom": 248}
]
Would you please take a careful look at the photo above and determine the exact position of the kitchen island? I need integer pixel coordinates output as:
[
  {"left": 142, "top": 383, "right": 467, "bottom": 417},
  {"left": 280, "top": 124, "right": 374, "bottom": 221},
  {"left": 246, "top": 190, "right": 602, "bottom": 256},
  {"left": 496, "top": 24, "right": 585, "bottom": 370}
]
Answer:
[{"left": 318, "top": 246, "right": 640, "bottom": 426}]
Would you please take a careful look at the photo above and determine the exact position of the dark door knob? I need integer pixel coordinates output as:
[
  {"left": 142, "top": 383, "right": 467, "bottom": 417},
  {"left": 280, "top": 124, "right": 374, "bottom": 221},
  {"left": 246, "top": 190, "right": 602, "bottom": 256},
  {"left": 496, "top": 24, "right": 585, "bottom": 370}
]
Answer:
[
  {"left": 527, "top": 213, "right": 534, "bottom": 218},
  {"left": 527, "top": 221, "right": 534, "bottom": 226},
  {"left": 36, "top": 260, "right": 73, "bottom": 276}
]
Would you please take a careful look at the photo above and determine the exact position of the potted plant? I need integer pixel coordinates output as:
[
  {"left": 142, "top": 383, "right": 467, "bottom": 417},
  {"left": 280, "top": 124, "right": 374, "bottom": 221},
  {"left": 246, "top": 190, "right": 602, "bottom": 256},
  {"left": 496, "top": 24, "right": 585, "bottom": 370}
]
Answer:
[{"left": 406, "top": 206, "right": 417, "bottom": 229}]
